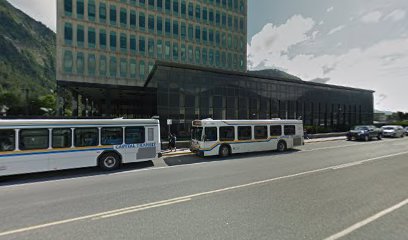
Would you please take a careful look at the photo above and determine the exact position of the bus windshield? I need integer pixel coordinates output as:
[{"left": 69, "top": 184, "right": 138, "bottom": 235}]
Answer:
[{"left": 192, "top": 127, "right": 203, "bottom": 141}]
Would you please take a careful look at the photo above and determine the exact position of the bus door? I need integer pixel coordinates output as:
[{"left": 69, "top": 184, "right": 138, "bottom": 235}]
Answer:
[{"left": 203, "top": 127, "right": 218, "bottom": 153}]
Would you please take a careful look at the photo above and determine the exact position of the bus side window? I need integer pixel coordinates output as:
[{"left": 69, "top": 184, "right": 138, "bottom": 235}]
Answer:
[
  {"left": 284, "top": 125, "right": 296, "bottom": 136},
  {"left": 238, "top": 126, "right": 252, "bottom": 140},
  {"left": 147, "top": 128, "right": 154, "bottom": 142},
  {"left": 125, "top": 127, "right": 145, "bottom": 144},
  {"left": 101, "top": 127, "right": 123, "bottom": 145},
  {"left": 254, "top": 126, "right": 267, "bottom": 140},
  {"left": 19, "top": 129, "right": 49, "bottom": 150},
  {"left": 0, "top": 129, "right": 15, "bottom": 152},
  {"left": 270, "top": 125, "right": 282, "bottom": 137},
  {"left": 205, "top": 127, "right": 218, "bottom": 141},
  {"left": 74, "top": 128, "right": 99, "bottom": 147},
  {"left": 52, "top": 128, "right": 72, "bottom": 148},
  {"left": 219, "top": 126, "right": 234, "bottom": 141}
]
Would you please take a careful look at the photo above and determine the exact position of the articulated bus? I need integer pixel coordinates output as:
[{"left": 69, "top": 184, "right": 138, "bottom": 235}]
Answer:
[
  {"left": 0, "top": 119, "right": 161, "bottom": 177},
  {"left": 190, "top": 119, "right": 304, "bottom": 157}
]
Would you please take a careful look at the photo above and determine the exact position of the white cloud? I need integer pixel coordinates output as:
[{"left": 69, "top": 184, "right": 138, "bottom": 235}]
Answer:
[
  {"left": 248, "top": 18, "right": 408, "bottom": 112},
  {"left": 247, "top": 14, "right": 315, "bottom": 69},
  {"left": 7, "top": 0, "right": 56, "bottom": 32},
  {"left": 327, "top": 25, "right": 345, "bottom": 35},
  {"left": 361, "top": 11, "right": 383, "bottom": 23},
  {"left": 326, "top": 6, "right": 334, "bottom": 13},
  {"left": 384, "top": 9, "right": 406, "bottom": 22}
]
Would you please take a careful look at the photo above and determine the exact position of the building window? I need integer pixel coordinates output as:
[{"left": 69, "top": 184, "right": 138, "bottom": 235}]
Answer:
[
  {"left": 202, "top": 48, "right": 207, "bottom": 65},
  {"left": 88, "top": 0, "right": 96, "bottom": 21},
  {"left": 157, "top": 0, "right": 163, "bottom": 11},
  {"left": 188, "top": 45, "right": 193, "bottom": 62},
  {"left": 181, "top": 22, "right": 186, "bottom": 39},
  {"left": 173, "top": 0, "right": 179, "bottom": 16},
  {"left": 148, "top": 38, "right": 155, "bottom": 56},
  {"left": 130, "top": 10, "right": 136, "bottom": 28},
  {"left": 130, "top": 0, "right": 137, "bottom": 6},
  {"left": 99, "top": 3, "right": 106, "bottom": 22},
  {"left": 99, "top": 29, "right": 106, "bottom": 48},
  {"left": 221, "top": 52, "right": 226, "bottom": 67},
  {"left": 195, "top": 25, "right": 201, "bottom": 42},
  {"left": 76, "top": 52, "right": 84, "bottom": 74},
  {"left": 64, "top": 23, "right": 73, "bottom": 44},
  {"left": 216, "top": 11, "right": 220, "bottom": 25},
  {"left": 130, "top": 35, "right": 137, "bottom": 53},
  {"left": 228, "top": 14, "right": 232, "bottom": 28},
  {"left": 209, "top": 29, "right": 214, "bottom": 43},
  {"left": 173, "top": 21, "right": 178, "bottom": 37},
  {"left": 165, "top": 18, "right": 171, "bottom": 36},
  {"left": 120, "top": 33, "right": 127, "bottom": 51},
  {"left": 148, "top": 61, "right": 154, "bottom": 74},
  {"left": 120, "top": 58, "right": 127, "bottom": 78},
  {"left": 195, "top": 47, "right": 200, "bottom": 64},
  {"left": 63, "top": 50, "right": 73, "bottom": 73},
  {"left": 181, "top": 44, "right": 186, "bottom": 62},
  {"left": 88, "top": 27, "right": 96, "bottom": 48},
  {"left": 215, "top": 50, "right": 220, "bottom": 67},
  {"left": 188, "top": 24, "right": 193, "bottom": 41},
  {"left": 109, "top": 56, "right": 117, "bottom": 77},
  {"left": 165, "top": 0, "right": 171, "bottom": 13},
  {"left": 181, "top": 0, "right": 186, "bottom": 17},
  {"left": 157, "top": 39, "right": 163, "bottom": 58},
  {"left": 165, "top": 41, "right": 171, "bottom": 60},
  {"left": 195, "top": 4, "right": 201, "bottom": 21},
  {"left": 130, "top": 59, "right": 137, "bottom": 78},
  {"left": 76, "top": 25, "right": 84, "bottom": 47},
  {"left": 240, "top": 0, "right": 244, "bottom": 13},
  {"left": 148, "top": 15, "right": 155, "bottom": 33},
  {"left": 148, "top": 0, "right": 155, "bottom": 9},
  {"left": 222, "top": 32, "right": 226, "bottom": 47},
  {"left": 215, "top": 31, "right": 220, "bottom": 46},
  {"left": 76, "top": 0, "right": 84, "bottom": 18},
  {"left": 240, "top": 17, "right": 244, "bottom": 32},
  {"left": 64, "top": 0, "right": 72, "bottom": 16},
  {"left": 228, "top": 34, "right": 232, "bottom": 49},
  {"left": 99, "top": 55, "right": 107, "bottom": 76},
  {"left": 173, "top": 42, "right": 178, "bottom": 61},
  {"left": 139, "top": 0, "right": 146, "bottom": 7},
  {"left": 139, "top": 36, "right": 146, "bottom": 55},
  {"left": 88, "top": 54, "right": 96, "bottom": 76},
  {"left": 209, "top": 49, "right": 214, "bottom": 65},
  {"left": 188, "top": 2, "right": 193, "bottom": 19},
  {"left": 209, "top": 9, "right": 214, "bottom": 23},
  {"left": 203, "top": 7, "right": 208, "bottom": 22},
  {"left": 120, "top": 8, "right": 127, "bottom": 27},
  {"left": 110, "top": 31, "right": 116, "bottom": 50},
  {"left": 157, "top": 16, "right": 163, "bottom": 34},
  {"left": 139, "top": 12, "right": 145, "bottom": 30},
  {"left": 109, "top": 5, "right": 116, "bottom": 25},
  {"left": 202, "top": 28, "right": 207, "bottom": 42},
  {"left": 139, "top": 61, "right": 145, "bottom": 78},
  {"left": 222, "top": 12, "right": 226, "bottom": 26}
]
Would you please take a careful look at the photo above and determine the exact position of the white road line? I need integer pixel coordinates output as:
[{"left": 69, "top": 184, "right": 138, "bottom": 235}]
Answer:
[
  {"left": 323, "top": 198, "right": 408, "bottom": 240},
  {"left": 1, "top": 150, "right": 408, "bottom": 237}
]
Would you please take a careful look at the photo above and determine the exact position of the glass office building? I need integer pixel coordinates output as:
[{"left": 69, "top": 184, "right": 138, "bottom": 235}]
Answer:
[
  {"left": 146, "top": 62, "right": 374, "bottom": 138},
  {"left": 57, "top": 0, "right": 248, "bottom": 88}
]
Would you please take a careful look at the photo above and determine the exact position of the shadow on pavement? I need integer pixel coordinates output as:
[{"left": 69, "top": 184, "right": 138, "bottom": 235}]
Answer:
[
  {"left": 0, "top": 161, "right": 154, "bottom": 186},
  {"left": 163, "top": 149, "right": 300, "bottom": 167}
]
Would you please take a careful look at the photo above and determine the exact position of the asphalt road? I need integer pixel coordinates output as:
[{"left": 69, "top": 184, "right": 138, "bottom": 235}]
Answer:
[{"left": 0, "top": 137, "right": 407, "bottom": 240}]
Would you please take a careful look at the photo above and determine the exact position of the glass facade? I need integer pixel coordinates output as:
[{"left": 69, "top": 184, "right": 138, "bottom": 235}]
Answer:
[
  {"left": 57, "top": 0, "right": 247, "bottom": 87},
  {"left": 147, "top": 63, "right": 374, "bottom": 138}
]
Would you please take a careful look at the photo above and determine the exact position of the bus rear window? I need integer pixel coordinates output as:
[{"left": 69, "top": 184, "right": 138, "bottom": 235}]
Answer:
[
  {"left": 125, "top": 127, "right": 145, "bottom": 144},
  {"left": 20, "top": 129, "right": 49, "bottom": 150},
  {"left": 0, "top": 129, "right": 15, "bottom": 152}
]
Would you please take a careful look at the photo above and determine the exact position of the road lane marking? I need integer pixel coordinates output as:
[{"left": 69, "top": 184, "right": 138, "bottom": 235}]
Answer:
[
  {"left": 1, "top": 138, "right": 407, "bottom": 189},
  {"left": 331, "top": 151, "right": 408, "bottom": 170},
  {"left": 1, "top": 150, "right": 408, "bottom": 237},
  {"left": 323, "top": 198, "right": 408, "bottom": 240}
]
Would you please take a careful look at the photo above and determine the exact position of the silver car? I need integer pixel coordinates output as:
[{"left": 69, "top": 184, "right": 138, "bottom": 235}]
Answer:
[
  {"left": 405, "top": 127, "right": 408, "bottom": 136},
  {"left": 381, "top": 125, "right": 405, "bottom": 138}
]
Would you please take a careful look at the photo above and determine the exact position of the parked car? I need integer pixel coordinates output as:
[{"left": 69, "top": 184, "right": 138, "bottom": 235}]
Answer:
[
  {"left": 382, "top": 125, "right": 405, "bottom": 138},
  {"left": 405, "top": 127, "right": 408, "bottom": 136},
  {"left": 347, "top": 125, "right": 383, "bottom": 141}
]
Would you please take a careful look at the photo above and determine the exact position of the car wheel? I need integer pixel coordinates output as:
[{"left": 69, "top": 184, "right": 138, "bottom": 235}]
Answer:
[
  {"left": 364, "top": 135, "right": 369, "bottom": 142},
  {"left": 98, "top": 152, "right": 121, "bottom": 171},
  {"left": 219, "top": 145, "right": 231, "bottom": 158},
  {"left": 277, "top": 141, "right": 287, "bottom": 152},
  {"left": 377, "top": 134, "right": 382, "bottom": 140},
  {"left": 347, "top": 137, "right": 352, "bottom": 141}
]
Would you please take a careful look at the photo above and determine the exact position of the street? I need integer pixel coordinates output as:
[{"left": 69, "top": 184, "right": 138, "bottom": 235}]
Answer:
[{"left": 0, "top": 138, "right": 407, "bottom": 240}]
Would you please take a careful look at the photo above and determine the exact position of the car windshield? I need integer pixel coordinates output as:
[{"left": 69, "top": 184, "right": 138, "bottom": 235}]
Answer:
[
  {"left": 354, "top": 126, "right": 368, "bottom": 130},
  {"left": 191, "top": 127, "right": 203, "bottom": 141},
  {"left": 383, "top": 127, "right": 395, "bottom": 130}
]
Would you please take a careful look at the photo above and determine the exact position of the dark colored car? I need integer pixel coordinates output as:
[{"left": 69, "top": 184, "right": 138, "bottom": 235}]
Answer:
[{"left": 347, "top": 125, "right": 383, "bottom": 141}]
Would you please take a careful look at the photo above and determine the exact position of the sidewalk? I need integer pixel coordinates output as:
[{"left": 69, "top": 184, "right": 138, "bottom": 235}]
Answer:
[{"left": 162, "top": 136, "right": 347, "bottom": 157}]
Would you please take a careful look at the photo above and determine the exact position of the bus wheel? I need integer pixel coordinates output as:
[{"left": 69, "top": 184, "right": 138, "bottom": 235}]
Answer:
[
  {"left": 98, "top": 152, "right": 121, "bottom": 171},
  {"left": 219, "top": 145, "right": 231, "bottom": 158},
  {"left": 277, "top": 141, "right": 287, "bottom": 152}
]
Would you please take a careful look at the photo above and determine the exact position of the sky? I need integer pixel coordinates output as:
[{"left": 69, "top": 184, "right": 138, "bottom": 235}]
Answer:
[{"left": 7, "top": 0, "right": 408, "bottom": 112}]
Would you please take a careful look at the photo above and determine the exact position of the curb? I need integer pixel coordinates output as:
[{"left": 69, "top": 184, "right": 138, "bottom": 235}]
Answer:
[{"left": 305, "top": 137, "right": 346, "bottom": 144}]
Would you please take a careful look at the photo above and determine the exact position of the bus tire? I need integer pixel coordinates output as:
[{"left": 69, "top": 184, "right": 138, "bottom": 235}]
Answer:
[
  {"left": 98, "top": 152, "right": 121, "bottom": 171},
  {"left": 219, "top": 145, "right": 231, "bottom": 158},
  {"left": 277, "top": 141, "right": 287, "bottom": 152}
]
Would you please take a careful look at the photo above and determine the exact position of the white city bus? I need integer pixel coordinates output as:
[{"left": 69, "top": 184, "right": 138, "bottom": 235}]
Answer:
[
  {"left": 0, "top": 119, "right": 161, "bottom": 177},
  {"left": 190, "top": 119, "right": 304, "bottom": 157}
]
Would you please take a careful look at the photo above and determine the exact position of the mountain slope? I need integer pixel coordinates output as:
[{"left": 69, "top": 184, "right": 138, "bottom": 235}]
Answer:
[{"left": 0, "top": 0, "right": 56, "bottom": 114}]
